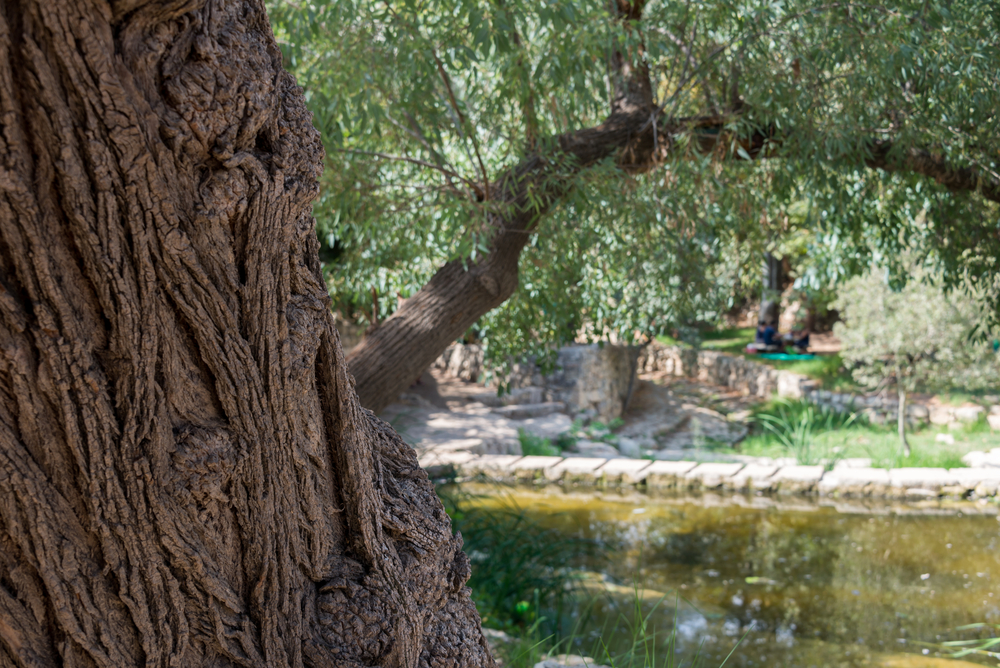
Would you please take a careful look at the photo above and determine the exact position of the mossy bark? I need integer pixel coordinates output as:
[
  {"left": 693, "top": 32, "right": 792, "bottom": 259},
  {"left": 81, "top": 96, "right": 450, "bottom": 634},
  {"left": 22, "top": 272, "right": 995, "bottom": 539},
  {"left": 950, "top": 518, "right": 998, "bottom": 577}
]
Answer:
[{"left": 0, "top": 0, "right": 493, "bottom": 666}]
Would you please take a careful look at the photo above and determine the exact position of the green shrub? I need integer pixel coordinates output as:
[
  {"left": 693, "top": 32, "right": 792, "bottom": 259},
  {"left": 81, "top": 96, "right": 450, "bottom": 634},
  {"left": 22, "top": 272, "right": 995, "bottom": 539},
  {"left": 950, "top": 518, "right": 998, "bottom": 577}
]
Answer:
[{"left": 519, "top": 429, "right": 560, "bottom": 456}]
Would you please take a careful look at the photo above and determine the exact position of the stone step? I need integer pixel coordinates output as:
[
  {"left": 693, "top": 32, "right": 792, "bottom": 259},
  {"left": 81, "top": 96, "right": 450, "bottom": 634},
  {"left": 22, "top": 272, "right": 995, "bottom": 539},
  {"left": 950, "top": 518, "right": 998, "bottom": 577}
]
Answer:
[
  {"left": 415, "top": 451, "right": 1000, "bottom": 500},
  {"left": 599, "top": 458, "right": 653, "bottom": 486}
]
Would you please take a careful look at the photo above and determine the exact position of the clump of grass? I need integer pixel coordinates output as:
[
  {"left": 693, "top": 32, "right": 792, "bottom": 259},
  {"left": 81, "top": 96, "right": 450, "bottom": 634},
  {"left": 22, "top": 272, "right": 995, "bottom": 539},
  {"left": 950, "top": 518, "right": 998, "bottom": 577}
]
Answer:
[
  {"left": 863, "top": 438, "right": 968, "bottom": 469},
  {"left": 960, "top": 414, "right": 991, "bottom": 435},
  {"left": 499, "top": 589, "right": 746, "bottom": 668},
  {"left": 519, "top": 429, "right": 561, "bottom": 456},
  {"left": 570, "top": 417, "right": 626, "bottom": 446},
  {"left": 747, "top": 399, "right": 860, "bottom": 467}
]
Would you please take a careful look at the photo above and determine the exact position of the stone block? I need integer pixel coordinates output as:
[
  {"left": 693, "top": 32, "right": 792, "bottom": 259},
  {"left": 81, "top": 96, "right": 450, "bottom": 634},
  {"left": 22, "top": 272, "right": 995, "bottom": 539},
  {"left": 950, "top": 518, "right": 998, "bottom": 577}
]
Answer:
[
  {"left": 988, "top": 414, "right": 1000, "bottom": 431},
  {"left": 511, "top": 456, "right": 564, "bottom": 482},
  {"left": 834, "top": 458, "right": 873, "bottom": 469},
  {"left": 975, "top": 479, "right": 1000, "bottom": 496},
  {"left": 818, "top": 468, "right": 890, "bottom": 497},
  {"left": 888, "top": 468, "right": 959, "bottom": 496},
  {"left": 617, "top": 436, "right": 640, "bottom": 458},
  {"left": 492, "top": 402, "right": 566, "bottom": 419},
  {"left": 461, "top": 454, "right": 522, "bottom": 480},
  {"left": 473, "top": 386, "right": 544, "bottom": 407},
  {"left": 645, "top": 461, "right": 698, "bottom": 489},
  {"left": 548, "top": 457, "right": 608, "bottom": 485},
  {"left": 683, "top": 463, "right": 745, "bottom": 489},
  {"left": 954, "top": 405, "right": 985, "bottom": 422},
  {"left": 949, "top": 468, "right": 1000, "bottom": 493},
  {"left": 929, "top": 406, "right": 954, "bottom": 425},
  {"left": 907, "top": 404, "right": 930, "bottom": 419},
  {"left": 777, "top": 371, "right": 809, "bottom": 399},
  {"left": 418, "top": 451, "right": 479, "bottom": 478},
  {"left": 599, "top": 458, "right": 653, "bottom": 486},
  {"left": 567, "top": 439, "right": 621, "bottom": 458},
  {"left": 767, "top": 465, "right": 825, "bottom": 494},
  {"left": 725, "top": 464, "right": 778, "bottom": 491}
]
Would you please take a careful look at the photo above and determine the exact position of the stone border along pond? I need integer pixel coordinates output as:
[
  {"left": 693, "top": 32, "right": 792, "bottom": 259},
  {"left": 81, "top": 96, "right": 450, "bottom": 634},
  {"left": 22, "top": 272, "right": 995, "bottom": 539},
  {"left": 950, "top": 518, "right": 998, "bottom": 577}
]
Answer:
[{"left": 420, "top": 451, "right": 1000, "bottom": 502}]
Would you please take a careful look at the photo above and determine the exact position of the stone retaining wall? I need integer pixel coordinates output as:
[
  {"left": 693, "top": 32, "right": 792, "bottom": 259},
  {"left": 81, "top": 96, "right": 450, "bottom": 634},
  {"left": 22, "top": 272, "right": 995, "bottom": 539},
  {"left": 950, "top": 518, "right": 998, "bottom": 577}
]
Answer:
[
  {"left": 435, "top": 342, "right": 987, "bottom": 428},
  {"left": 435, "top": 343, "right": 639, "bottom": 422},
  {"left": 638, "top": 342, "right": 941, "bottom": 426},
  {"left": 419, "top": 451, "right": 1000, "bottom": 500}
]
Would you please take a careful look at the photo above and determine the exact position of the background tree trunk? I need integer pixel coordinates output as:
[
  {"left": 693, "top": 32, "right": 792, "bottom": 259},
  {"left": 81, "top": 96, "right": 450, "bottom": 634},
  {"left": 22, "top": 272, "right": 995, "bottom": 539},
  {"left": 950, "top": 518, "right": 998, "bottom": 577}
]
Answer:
[
  {"left": 898, "top": 386, "right": 912, "bottom": 458},
  {"left": 0, "top": 1, "right": 493, "bottom": 666}
]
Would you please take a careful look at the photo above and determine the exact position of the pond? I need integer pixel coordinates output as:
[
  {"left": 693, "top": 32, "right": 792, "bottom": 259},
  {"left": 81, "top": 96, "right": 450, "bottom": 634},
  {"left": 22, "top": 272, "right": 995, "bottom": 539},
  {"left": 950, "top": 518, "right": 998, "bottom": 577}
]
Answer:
[{"left": 455, "top": 484, "right": 1000, "bottom": 667}]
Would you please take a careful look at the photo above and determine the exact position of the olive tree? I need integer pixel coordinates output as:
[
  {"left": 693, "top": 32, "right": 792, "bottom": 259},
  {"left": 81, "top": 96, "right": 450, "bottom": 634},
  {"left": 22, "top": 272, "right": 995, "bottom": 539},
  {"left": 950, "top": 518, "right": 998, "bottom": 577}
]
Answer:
[{"left": 833, "top": 266, "right": 999, "bottom": 456}]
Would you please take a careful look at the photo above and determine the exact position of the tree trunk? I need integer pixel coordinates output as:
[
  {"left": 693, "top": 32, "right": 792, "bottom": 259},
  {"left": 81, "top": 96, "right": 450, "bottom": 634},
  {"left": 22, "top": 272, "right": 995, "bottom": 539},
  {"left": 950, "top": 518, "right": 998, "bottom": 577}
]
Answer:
[
  {"left": 898, "top": 386, "right": 912, "bottom": 459},
  {"left": 0, "top": 1, "right": 493, "bottom": 667}
]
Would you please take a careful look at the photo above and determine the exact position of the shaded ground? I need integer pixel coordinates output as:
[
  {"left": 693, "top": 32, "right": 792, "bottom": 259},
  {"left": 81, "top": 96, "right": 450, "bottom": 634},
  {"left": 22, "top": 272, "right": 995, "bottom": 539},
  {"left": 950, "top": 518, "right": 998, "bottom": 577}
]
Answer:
[
  {"left": 620, "top": 376, "right": 756, "bottom": 457},
  {"left": 383, "top": 368, "right": 760, "bottom": 459},
  {"left": 384, "top": 365, "right": 1000, "bottom": 468}
]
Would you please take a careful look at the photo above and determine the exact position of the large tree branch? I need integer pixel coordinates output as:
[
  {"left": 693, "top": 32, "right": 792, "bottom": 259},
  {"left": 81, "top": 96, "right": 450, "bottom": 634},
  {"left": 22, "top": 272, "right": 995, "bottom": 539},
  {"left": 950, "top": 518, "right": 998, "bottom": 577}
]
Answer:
[
  {"left": 349, "top": 103, "right": 998, "bottom": 412},
  {"left": 347, "top": 0, "right": 996, "bottom": 413},
  {"left": 866, "top": 140, "right": 1000, "bottom": 205}
]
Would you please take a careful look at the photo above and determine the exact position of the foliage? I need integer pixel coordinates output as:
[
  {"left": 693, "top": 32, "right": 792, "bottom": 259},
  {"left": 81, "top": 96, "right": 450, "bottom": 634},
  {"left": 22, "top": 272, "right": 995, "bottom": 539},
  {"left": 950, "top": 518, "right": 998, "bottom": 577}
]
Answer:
[
  {"left": 268, "top": 0, "right": 1000, "bottom": 366},
  {"left": 833, "top": 264, "right": 1000, "bottom": 395},
  {"left": 519, "top": 429, "right": 561, "bottom": 456},
  {"left": 750, "top": 399, "right": 858, "bottom": 466},
  {"left": 438, "top": 488, "right": 598, "bottom": 633},
  {"left": 739, "top": 399, "right": 979, "bottom": 468},
  {"left": 569, "top": 418, "right": 626, "bottom": 446}
]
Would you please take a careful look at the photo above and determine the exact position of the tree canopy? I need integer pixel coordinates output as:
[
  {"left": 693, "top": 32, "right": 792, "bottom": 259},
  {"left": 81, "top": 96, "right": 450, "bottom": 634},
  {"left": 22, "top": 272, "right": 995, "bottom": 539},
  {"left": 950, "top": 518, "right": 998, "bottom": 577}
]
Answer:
[{"left": 270, "top": 0, "right": 1000, "bottom": 390}]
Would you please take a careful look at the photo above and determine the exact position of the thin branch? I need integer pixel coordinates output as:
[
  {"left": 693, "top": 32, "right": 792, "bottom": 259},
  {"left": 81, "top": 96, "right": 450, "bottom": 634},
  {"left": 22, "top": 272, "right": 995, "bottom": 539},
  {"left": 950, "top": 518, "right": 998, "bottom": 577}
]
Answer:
[
  {"left": 336, "top": 148, "right": 485, "bottom": 199},
  {"left": 432, "top": 49, "right": 491, "bottom": 201}
]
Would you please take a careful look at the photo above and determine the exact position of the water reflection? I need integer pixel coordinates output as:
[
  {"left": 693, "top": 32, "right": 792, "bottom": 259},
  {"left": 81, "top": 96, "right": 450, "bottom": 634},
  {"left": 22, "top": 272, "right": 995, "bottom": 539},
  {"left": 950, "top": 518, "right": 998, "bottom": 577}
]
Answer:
[{"left": 457, "top": 484, "right": 1000, "bottom": 667}]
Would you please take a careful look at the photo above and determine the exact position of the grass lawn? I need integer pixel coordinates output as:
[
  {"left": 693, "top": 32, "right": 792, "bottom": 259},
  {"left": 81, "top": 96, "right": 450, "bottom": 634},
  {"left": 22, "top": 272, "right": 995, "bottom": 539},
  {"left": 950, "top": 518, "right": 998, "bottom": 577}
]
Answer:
[{"left": 735, "top": 398, "right": 996, "bottom": 469}]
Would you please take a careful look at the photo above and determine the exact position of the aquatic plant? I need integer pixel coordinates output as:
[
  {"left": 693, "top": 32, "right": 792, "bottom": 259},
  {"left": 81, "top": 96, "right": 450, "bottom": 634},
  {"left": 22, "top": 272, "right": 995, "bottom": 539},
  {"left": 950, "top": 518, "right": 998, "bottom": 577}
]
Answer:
[
  {"left": 498, "top": 588, "right": 747, "bottom": 668},
  {"left": 438, "top": 488, "right": 596, "bottom": 633},
  {"left": 918, "top": 622, "right": 1000, "bottom": 663},
  {"left": 440, "top": 489, "right": 745, "bottom": 668}
]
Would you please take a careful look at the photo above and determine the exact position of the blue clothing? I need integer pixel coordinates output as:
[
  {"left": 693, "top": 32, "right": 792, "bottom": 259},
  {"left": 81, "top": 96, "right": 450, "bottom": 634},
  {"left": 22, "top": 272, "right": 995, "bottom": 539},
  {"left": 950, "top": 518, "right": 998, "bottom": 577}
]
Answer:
[{"left": 762, "top": 326, "right": 778, "bottom": 346}]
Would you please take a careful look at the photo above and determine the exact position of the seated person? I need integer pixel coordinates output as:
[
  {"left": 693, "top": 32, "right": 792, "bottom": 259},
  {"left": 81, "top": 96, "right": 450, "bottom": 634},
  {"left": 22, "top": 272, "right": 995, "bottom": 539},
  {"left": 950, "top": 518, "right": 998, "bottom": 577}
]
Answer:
[
  {"left": 747, "top": 321, "right": 782, "bottom": 352},
  {"left": 783, "top": 324, "right": 810, "bottom": 352},
  {"left": 791, "top": 327, "right": 810, "bottom": 352}
]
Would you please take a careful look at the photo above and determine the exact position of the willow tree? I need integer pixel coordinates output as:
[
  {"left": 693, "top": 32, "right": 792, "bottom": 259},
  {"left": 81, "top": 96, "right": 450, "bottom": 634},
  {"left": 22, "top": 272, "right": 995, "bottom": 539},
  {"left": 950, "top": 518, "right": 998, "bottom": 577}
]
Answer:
[
  {"left": 0, "top": 1, "right": 492, "bottom": 666},
  {"left": 273, "top": 0, "right": 1000, "bottom": 412}
]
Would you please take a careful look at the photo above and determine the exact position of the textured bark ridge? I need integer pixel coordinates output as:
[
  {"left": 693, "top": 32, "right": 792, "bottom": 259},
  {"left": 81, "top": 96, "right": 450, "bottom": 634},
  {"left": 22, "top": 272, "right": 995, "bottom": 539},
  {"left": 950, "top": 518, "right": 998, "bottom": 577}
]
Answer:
[{"left": 0, "top": 1, "right": 493, "bottom": 666}]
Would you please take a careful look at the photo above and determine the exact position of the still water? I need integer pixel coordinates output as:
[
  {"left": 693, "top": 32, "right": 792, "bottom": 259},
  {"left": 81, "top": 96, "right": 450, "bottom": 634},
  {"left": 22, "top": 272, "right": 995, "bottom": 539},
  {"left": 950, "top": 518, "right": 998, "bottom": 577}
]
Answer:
[{"left": 459, "top": 484, "right": 1000, "bottom": 667}]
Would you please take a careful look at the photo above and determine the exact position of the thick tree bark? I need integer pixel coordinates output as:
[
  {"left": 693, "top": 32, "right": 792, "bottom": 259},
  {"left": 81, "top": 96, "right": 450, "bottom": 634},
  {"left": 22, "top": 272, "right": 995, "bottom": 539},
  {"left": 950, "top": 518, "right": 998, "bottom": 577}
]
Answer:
[{"left": 0, "top": 1, "right": 493, "bottom": 667}]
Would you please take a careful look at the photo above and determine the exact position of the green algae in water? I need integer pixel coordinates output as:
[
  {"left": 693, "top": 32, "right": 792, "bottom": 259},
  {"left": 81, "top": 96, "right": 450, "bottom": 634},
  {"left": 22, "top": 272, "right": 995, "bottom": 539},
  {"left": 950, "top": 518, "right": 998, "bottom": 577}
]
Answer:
[{"left": 453, "top": 485, "right": 1000, "bottom": 667}]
